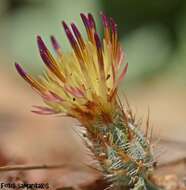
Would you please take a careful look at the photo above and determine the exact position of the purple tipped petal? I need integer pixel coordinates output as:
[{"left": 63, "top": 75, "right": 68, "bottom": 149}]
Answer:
[
  {"left": 50, "top": 35, "right": 61, "bottom": 51},
  {"left": 32, "top": 105, "right": 54, "bottom": 112},
  {"left": 15, "top": 62, "right": 46, "bottom": 92},
  {"left": 80, "top": 13, "right": 96, "bottom": 42},
  {"left": 32, "top": 106, "right": 58, "bottom": 115},
  {"left": 62, "top": 21, "right": 76, "bottom": 46},
  {"left": 49, "top": 91, "right": 65, "bottom": 102},
  {"left": 37, "top": 35, "right": 66, "bottom": 83},
  {"left": 62, "top": 21, "right": 68, "bottom": 31},
  {"left": 101, "top": 12, "right": 109, "bottom": 28},
  {"left": 71, "top": 23, "right": 81, "bottom": 39},
  {"left": 15, "top": 62, "right": 27, "bottom": 78},
  {"left": 94, "top": 32, "right": 102, "bottom": 49},
  {"left": 94, "top": 32, "right": 105, "bottom": 74},
  {"left": 71, "top": 23, "right": 85, "bottom": 49},
  {"left": 110, "top": 17, "right": 117, "bottom": 33},
  {"left": 88, "top": 13, "right": 96, "bottom": 29},
  {"left": 40, "top": 51, "right": 51, "bottom": 67},
  {"left": 37, "top": 35, "right": 47, "bottom": 53},
  {"left": 36, "top": 36, "right": 51, "bottom": 67},
  {"left": 80, "top": 13, "right": 91, "bottom": 29}
]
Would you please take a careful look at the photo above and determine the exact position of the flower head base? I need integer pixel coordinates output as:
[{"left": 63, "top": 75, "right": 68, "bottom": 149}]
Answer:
[{"left": 15, "top": 13, "right": 128, "bottom": 126}]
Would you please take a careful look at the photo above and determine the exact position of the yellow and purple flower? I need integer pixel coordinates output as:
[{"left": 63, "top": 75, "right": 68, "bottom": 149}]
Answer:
[
  {"left": 15, "top": 13, "right": 156, "bottom": 189},
  {"left": 15, "top": 13, "right": 128, "bottom": 126}
]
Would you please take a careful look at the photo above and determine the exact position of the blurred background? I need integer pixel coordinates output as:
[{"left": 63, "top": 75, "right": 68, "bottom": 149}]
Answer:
[{"left": 0, "top": 0, "right": 185, "bottom": 187}]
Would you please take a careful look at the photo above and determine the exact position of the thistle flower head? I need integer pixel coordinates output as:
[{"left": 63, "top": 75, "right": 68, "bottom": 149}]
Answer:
[
  {"left": 15, "top": 13, "right": 156, "bottom": 190},
  {"left": 15, "top": 13, "right": 128, "bottom": 126}
]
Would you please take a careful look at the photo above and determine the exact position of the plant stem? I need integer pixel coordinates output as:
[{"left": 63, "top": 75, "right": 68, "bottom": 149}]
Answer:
[{"left": 0, "top": 164, "right": 67, "bottom": 172}]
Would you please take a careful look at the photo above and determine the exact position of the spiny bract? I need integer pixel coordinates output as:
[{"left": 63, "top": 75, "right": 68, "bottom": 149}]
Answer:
[{"left": 15, "top": 13, "right": 156, "bottom": 190}]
